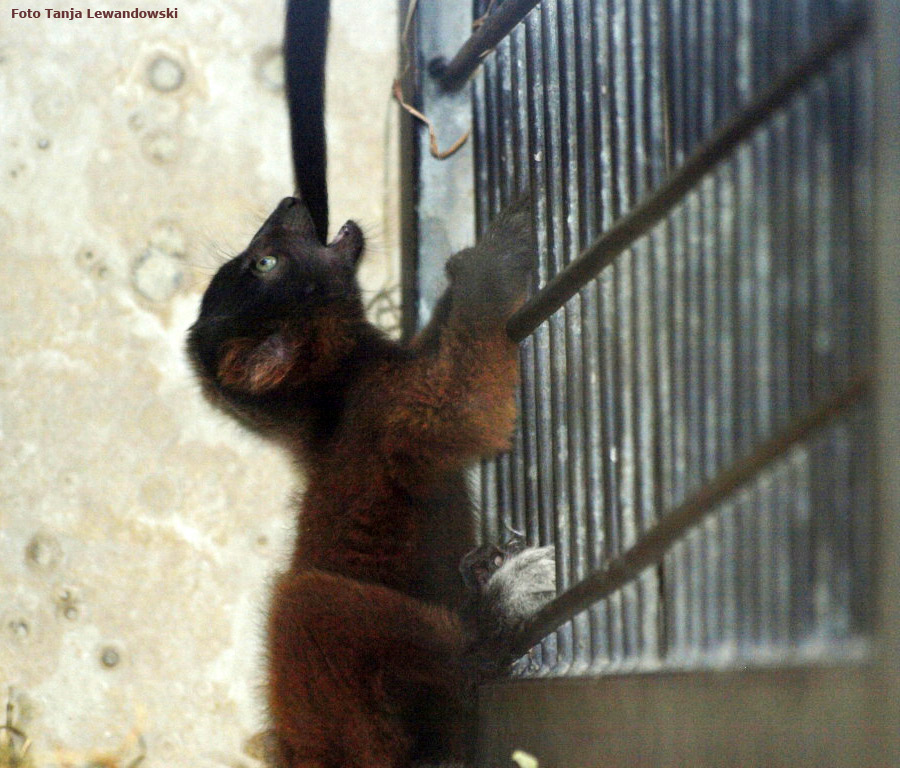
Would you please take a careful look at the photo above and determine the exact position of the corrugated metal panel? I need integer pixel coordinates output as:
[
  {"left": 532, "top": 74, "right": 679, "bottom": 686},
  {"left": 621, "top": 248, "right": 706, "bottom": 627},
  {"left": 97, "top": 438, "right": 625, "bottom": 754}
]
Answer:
[{"left": 467, "top": 0, "right": 873, "bottom": 676}]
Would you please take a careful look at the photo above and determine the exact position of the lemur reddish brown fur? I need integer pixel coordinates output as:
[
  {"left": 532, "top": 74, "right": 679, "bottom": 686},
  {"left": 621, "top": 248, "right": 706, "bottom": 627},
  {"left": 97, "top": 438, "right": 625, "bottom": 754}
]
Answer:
[{"left": 187, "top": 196, "right": 537, "bottom": 768}]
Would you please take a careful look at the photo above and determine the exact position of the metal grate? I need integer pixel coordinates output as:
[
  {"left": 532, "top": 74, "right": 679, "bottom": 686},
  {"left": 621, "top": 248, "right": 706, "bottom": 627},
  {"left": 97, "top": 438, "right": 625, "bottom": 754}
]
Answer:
[{"left": 406, "top": 0, "right": 874, "bottom": 678}]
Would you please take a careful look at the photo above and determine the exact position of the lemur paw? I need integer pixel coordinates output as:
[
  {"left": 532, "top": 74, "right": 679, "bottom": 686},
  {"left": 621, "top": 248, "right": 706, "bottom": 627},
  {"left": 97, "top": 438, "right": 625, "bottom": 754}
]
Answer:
[
  {"left": 445, "top": 198, "right": 536, "bottom": 320},
  {"left": 460, "top": 538, "right": 556, "bottom": 678},
  {"left": 461, "top": 537, "right": 556, "bottom": 635},
  {"left": 483, "top": 545, "right": 556, "bottom": 628}
]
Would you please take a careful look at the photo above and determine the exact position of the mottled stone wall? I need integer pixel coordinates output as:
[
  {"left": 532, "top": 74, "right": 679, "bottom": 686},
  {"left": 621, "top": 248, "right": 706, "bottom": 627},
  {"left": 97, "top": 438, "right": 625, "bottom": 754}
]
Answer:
[{"left": 0, "top": 1, "right": 398, "bottom": 765}]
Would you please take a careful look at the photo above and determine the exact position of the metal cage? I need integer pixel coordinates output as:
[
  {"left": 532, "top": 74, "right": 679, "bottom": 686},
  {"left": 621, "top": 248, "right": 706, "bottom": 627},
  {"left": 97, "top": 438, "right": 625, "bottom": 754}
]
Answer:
[{"left": 399, "top": 0, "right": 899, "bottom": 764}]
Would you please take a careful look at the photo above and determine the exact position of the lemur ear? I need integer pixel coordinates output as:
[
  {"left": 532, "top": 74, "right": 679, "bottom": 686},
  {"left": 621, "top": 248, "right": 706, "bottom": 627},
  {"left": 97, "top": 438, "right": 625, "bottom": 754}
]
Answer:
[
  {"left": 217, "top": 333, "right": 298, "bottom": 393},
  {"left": 327, "top": 220, "right": 364, "bottom": 266}
]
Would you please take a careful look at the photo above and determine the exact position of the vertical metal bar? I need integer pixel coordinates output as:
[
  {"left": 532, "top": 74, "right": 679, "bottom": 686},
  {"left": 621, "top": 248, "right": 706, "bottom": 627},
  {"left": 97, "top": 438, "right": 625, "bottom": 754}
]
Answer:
[
  {"left": 810, "top": 75, "right": 834, "bottom": 404},
  {"left": 523, "top": 5, "right": 559, "bottom": 671},
  {"left": 666, "top": 0, "right": 684, "bottom": 166},
  {"left": 829, "top": 55, "right": 854, "bottom": 395},
  {"left": 748, "top": 485, "right": 764, "bottom": 650},
  {"left": 810, "top": 425, "right": 835, "bottom": 641},
  {"left": 523, "top": 8, "right": 553, "bottom": 548},
  {"left": 698, "top": 175, "right": 721, "bottom": 654},
  {"left": 719, "top": 156, "right": 738, "bottom": 461},
  {"left": 788, "top": 447, "right": 813, "bottom": 645},
  {"left": 645, "top": 0, "right": 668, "bottom": 183},
  {"left": 645, "top": 4, "right": 671, "bottom": 665},
  {"left": 735, "top": 488, "right": 754, "bottom": 651},
  {"left": 480, "top": 461, "right": 499, "bottom": 546},
  {"left": 682, "top": 0, "right": 700, "bottom": 155},
  {"left": 683, "top": 189, "right": 705, "bottom": 482},
  {"left": 593, "top": 0, "right": 627, "bottom": 670},
  {"left": 573, "top": 0, "right": 605, "bottom": 673},
  {"left": 472, "top": 72, "right": 490, "bottom": 235},
  {"left": 711, "top": 0, "right": 733, "bottom": 125},
  {"left": 720, "top": 499, "right": 739, "bottom": 656},
  {"left": 510, "top": 24, "right": 533, "bottom": 199},
  {"left": 849, "top": 408, "right": 874, "bottom": 637},
  {"left": 628, "top": 0, "right": 662, "bottom": 664},
  {"left": 848, "top": 43, "right": 875, "bottom": 635},
  {"left": 687, "top": 523, "right": 704, "bottom": 662},
  {"left": 519, "top": 338, "right": 541, "bottom": 545},
  {"left": 668, "top": 205, "right": 688, "bottom": 500},
  {"left": 790, "top": 95, "right": 814, "bottom": 418},
  {"left": 406, "top": 0, "right": 476, "bottom": 333},
  {"left": 733, "top": 142, "right": 756, "bottom": 458},
  {"left": 509, "top": 24, "right": 532, "bottom": 539},
  {"left": 772, "top": 453, "right": 792, "bottom": 648},
  {"left": 665, "top": 538, "right": 684, "bottom": 662},
  {"left": 831, "top": 421, "right": 853, "bottom": 640},
  {"left": 497, "top": 38, "right": 515, "bottom": 205},
  {"left": 697, "top": 0, "right": 714, "bottom": 137},
  {"left": 769, "top": 110, "right": 791, "bottom": 430},
  {"left": 698, "top": 181, "right": 718, "bottom": 485},
  {"left": 495, "top": 37, "right": 517, "bottom": 538},
  {"left": 702, "top": 509, "right": 722, "bottom": 656},
  {"left": 553, "top": 0, "right": 592, "bottom": 675},
  {"left": 507, "top": 19, "right": 542, "bottom": 549},
  {"left": 824, "top": 59, "right": 858, "bottom": 651},
  {"left": 485, "top": 54, "right": 503, "bottom": 220},
  {"left": 753, "top": 128, "right": 773, "bottom": 446},
  {"left": 585, "top": 0, "right": 614, "bottom": 671},
  {"left": 849, "top": 43, "right": 874, "bottom": 373},
  {"left": 699, "top": 0, "right": 721, "bottom": 503},
  {"left": 750, "top": 0, "right": 769, "bottom": 95},
  {"left": 610, "top": 0, "right": 645, "bottom": 666},
  {"left": 734, "top": 0, "right": 753, "bottom": 103},
  {"left": 652, "top": 219, "right": 674, "bottom": 662},
  {"left": 536, "top": 0, "right": 573, "bottom": 675},
  {"left": 794, "top": 0, "right": 813, "bottom": 62},
  {"left": 554, "top": 0, "right": 598, "bottom": 674},
  {"left": 472, "top": 63, "right": 499, "bottom": 546},
  {"left": 756, "top": 469, "right": 775, "bottom": 648}
]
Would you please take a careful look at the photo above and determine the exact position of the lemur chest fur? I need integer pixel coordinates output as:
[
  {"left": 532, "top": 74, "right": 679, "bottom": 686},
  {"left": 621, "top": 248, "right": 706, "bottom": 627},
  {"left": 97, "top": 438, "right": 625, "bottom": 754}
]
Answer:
[{"left": 292, "top": 421, "right": 467, "bottom": 597}]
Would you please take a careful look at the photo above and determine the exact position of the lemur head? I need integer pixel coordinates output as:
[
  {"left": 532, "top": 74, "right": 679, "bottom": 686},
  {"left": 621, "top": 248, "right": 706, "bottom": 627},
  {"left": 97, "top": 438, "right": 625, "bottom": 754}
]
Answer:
[{"left": 187, "top": 197, "right": 366, "bottom": 414}]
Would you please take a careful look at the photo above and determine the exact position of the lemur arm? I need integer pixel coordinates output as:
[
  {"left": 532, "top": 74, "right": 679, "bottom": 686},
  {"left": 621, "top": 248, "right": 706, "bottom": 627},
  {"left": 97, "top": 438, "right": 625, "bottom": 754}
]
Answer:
[{"left": 378, "top": 201, "right": 536, "bottom": 485}]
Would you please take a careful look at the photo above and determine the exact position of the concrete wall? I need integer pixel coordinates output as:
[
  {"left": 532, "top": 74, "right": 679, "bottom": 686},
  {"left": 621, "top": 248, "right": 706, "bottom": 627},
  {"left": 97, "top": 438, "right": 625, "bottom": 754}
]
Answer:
[{"left": 0, "top": 1, "right": 398, "bottom": 765}]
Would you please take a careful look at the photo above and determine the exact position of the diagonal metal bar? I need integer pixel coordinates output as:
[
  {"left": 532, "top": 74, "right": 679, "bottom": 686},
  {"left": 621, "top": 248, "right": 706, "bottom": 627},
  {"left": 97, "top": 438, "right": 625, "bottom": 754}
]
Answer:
[
  {"left": 510, "top": 373, "right": 872, "bottom": 658},
  {"left": 432, "top": 0, "right": 541, "bottom": 92},
  {"left": 506, "top": 10, "right": 868, "bottom": 343}
]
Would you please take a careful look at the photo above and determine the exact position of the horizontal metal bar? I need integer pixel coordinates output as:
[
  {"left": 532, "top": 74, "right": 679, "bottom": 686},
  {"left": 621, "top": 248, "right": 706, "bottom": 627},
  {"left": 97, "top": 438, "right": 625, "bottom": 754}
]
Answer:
[
  {"left": 431, "top": 0, "right": 540, "bottom": 92},
  {"left": 510, "top": 373, "right": 871, "bottom": 657},
  {"left": 506, "top": 10, "right": 868, "bottom": 343}
]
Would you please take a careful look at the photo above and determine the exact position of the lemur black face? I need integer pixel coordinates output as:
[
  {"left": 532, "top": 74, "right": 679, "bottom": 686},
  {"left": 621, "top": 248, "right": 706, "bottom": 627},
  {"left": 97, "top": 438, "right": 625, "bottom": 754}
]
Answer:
[
  {"left": 198, "top": 197, "right": 364, "bottom": 324},
  {"left": 187, "top": 197, "right": 366, "bottom": 392}
]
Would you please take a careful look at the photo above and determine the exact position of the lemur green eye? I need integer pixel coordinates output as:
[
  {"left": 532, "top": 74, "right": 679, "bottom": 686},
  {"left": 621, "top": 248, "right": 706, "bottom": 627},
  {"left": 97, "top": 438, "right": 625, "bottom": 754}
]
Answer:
[{"left": 254, "top": 255, "right": 278, "bottom": 273}]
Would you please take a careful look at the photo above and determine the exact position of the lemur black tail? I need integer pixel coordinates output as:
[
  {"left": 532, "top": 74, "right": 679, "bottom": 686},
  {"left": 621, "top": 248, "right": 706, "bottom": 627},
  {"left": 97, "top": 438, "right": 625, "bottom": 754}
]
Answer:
[{"left": 284, "top": 0, "right": 330, "bottom": 244}]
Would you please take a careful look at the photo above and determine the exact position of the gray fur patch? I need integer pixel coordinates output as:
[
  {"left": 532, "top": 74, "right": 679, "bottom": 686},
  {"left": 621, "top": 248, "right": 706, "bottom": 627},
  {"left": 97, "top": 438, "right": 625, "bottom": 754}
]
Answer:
[{"left": 483, "top": 545, "right": 556, "bottom": 627}]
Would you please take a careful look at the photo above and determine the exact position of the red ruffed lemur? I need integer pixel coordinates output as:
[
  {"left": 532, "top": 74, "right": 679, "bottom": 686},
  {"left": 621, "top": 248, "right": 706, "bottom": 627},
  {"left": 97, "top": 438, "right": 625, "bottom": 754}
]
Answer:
[{"left": 185, "top": 2, "right": 555, "bottom": 766}]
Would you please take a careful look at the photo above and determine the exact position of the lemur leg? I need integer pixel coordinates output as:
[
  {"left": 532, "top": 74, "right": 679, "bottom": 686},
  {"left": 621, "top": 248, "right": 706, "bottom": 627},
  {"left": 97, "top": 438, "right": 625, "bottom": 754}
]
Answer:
[
  {"left": 379, "top": 201, "right": 536, "bottom": 485},
  {"left": 267, "top": 569, "right": 473, "bottom": 768}
]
